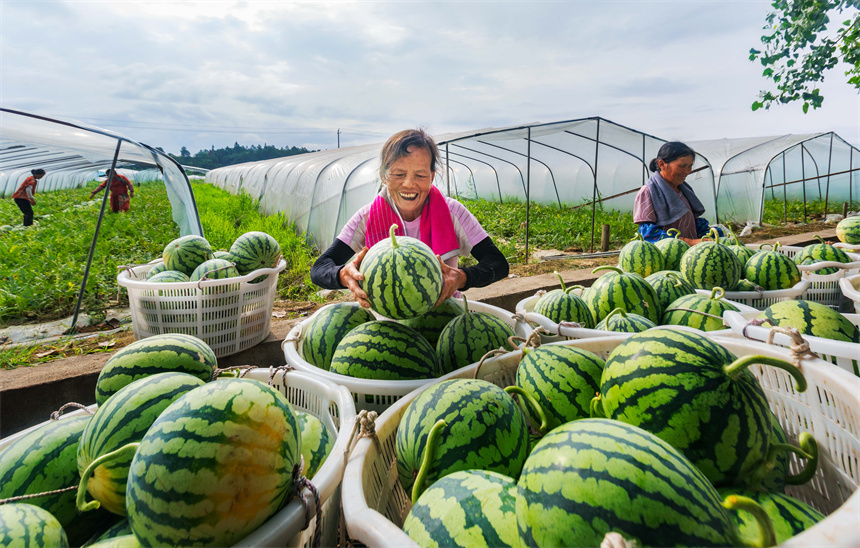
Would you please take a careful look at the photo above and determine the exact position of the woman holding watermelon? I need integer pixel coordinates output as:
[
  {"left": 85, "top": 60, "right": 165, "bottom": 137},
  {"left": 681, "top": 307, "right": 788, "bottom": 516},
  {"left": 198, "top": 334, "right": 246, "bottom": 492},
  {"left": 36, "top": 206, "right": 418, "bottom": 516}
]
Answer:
[
  {"left": 311, "top": 129, "right": 509, "bottom": 308},
  {"left": 633, "top": 141, "right": 721, "bottom": 245}
]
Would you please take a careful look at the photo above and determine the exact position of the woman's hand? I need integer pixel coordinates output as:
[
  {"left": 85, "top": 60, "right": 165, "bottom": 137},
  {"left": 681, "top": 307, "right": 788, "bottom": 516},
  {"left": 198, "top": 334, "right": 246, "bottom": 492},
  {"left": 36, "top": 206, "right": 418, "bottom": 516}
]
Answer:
[
  {"left": 681, "top": 237, "right": 702, "bottom": 245},
  {"left": 339, "top": 246, "right": 371, "bottom": 308},
  {"left": 436, "top": 256, "right": 467, "bottom": 306}
]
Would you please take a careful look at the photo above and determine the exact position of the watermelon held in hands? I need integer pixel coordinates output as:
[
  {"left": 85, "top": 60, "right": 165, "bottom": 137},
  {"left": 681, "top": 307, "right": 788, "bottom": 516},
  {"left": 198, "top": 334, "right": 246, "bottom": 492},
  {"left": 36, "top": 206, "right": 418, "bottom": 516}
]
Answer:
[
  {"left": 618, "top": 232, "right": 664, "bottom": 277},
  {"left": 744, "top": 243, "right": 801, "bottom": 290},
  {"left": 162, "top": 235, "right": 214, "bottom": 276},
  {"left": 836, "top": 215, "right": 860, "bottom": 244},
  {"left": 533, "top": 271, "right": 593, "bottom": 327},
  {"left": 654, "top": 228, "right": 690, "bottom": 271},
  {"left": 229, "top": 231, "right": 281, "bottom": 274},
  {"left": 359, "top": 224, "right": 443, "bottom": 320}
]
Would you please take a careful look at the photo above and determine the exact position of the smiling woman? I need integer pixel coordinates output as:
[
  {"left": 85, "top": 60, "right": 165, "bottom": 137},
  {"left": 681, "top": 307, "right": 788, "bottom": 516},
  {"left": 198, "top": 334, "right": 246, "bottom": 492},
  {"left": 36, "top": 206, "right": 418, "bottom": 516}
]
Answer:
[{"left": 310, "top": 129, "right": 509, "bottom": 307}]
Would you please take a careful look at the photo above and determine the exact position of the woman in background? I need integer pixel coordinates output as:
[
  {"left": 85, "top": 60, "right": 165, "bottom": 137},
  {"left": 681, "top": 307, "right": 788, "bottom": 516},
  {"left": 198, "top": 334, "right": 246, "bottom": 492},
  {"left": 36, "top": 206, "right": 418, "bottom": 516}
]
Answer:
[
  {"left": 90, "top": 168, "right": 135, "bottom": 213},
  {"left": 12, "top": 168, "right": 45, "bottom": 227}
]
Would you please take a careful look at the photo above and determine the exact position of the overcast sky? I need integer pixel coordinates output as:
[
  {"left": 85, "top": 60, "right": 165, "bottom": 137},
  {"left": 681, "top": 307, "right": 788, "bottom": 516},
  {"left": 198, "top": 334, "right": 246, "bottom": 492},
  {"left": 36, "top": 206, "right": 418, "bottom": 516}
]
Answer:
[{"left": 2, "top": 0, "right": 858, "bottom": 156}]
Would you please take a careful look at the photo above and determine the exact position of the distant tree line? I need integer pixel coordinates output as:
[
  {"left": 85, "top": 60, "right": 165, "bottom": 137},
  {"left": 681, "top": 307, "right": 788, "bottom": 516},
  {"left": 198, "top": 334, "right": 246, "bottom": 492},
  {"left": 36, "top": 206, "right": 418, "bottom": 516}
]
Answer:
[{"left": 170, "top": 142, "right": 315, "bottom": 170}]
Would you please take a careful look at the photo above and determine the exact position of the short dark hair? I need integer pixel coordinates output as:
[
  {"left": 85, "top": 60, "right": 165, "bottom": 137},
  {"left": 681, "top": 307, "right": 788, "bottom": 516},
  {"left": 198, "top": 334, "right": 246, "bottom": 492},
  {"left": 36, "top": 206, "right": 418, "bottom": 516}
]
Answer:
[
  {"left": 31, "top": 168, "right": 46, "bottom": 177},
  {"left": 379, "top": 129, "right": 440, "bottom": 181},
  {"left": 649, "top": 141, "right": 696, "bottom": 172}
]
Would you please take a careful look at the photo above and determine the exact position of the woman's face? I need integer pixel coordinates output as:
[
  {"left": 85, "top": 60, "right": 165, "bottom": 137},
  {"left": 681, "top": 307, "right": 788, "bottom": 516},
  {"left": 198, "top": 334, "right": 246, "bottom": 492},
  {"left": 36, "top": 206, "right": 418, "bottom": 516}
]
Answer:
[
  {"left": 385, "top": 146, "right": 434, "bottom": 222},
  {"left": 659, "top": 155, "right": 695, "bottom": 187}
]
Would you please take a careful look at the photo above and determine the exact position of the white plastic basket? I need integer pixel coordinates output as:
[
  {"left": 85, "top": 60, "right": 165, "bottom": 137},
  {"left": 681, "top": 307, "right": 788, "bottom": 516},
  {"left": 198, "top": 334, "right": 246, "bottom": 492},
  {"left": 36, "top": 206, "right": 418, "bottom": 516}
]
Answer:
[
  {"left": 117, "top": 259, "right": 286, "bottom": 357},
  {"left": 840, "top": 274, "right": 860, "bottom": 314},
  {"left": 342, "top": 334, "right": 860, "bottom": 548},
  {"left": 722, "top": 310, "right": 860, "bottom": 377},
  {"left": 515, "top": 291, "right": 758, "bottom": 340},
  {"left": 833, "top": 242, "right": 860, "bottom": 252},
  {"left": 283, "top": 301, "right": 532, "bottom": 414},
  {"left": 697, "top": 279, "right": 811, "bottom": 311},
  {"left": 0, "top": 368, "right": 356, "bottom": 548}
]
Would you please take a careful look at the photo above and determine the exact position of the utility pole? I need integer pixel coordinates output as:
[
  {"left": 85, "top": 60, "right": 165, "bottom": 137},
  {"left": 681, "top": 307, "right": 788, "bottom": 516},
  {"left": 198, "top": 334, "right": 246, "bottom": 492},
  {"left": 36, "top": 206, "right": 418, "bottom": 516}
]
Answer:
[{"left": 337, "top": 129, "right": 341, "bottom": 148}]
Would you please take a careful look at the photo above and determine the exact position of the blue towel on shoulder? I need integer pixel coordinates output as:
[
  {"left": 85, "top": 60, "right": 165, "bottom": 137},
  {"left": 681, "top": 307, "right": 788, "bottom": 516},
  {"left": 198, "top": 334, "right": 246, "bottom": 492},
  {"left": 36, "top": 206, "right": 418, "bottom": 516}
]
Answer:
[{"left": 646, "top": 172, "right": 705, "bottom": 226}]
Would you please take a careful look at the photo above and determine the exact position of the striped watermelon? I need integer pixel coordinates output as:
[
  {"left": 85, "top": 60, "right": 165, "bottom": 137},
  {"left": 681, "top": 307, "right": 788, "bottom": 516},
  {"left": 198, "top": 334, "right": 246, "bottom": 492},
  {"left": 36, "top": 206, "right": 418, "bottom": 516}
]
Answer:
[
  {"left": 760, "top": 300, "right": 859, "bottom": 343},
  {"left": 743, "top": 427, "right": 818, "bottom": 493},
  {"left": 794, "top": 235, "right": 851, "bottom": 275},
  {"left": 654, "top": 228, "right": 690, "bottom": 271},
  {"left": 724, "top": 231, "right": 756, "bottom": 267},
  {"left": 85, "top": 519, "right": 131, "bottom": 546},
  {"left": 144, "top": 262, "right": 170, "bottom": 279},
  {"left": 662, "top": 286, "right": 739, "bottom": 332},
  {"left": 229, "top": 231, "right": 281, "bottom": 274},
  {"left": 517, "top": 419, "right": 762, "bottom": 547},
  {"left": 0, "top": 503, "right": 69, "bottom": 548},
  {"left": 126, "top": 379, "right": 300, "bottom": 547},
  {"left": 359, "top": 224, "right": 443, "bottom": 320},
  {"left": 189, "top": 258, "right": 239, "bottom": 281},
  {"left": 515, "top": 345, "right": 604, "bottom": 431},
  {"left": 597, "top": 328, "right": 806, "bottom": 487},
  {"left": 213, "top": 250, "right": 234, "bottom": 260},
  {"left": 618, "top": 232, "right": 665, "bottom": 277},
  {"left": 436, "top": 296, "right": 515, "bottom": 374},
  {"left": 400, "top": 298, "right": 465, "bottom": 348},
  {"left": 532, "top": 272, "right": 593, "bottom": 327},
  {"left": 836, "top": 215, "right": 860, "bottom": 244},
  {"left": 295, "top": 410, "right": 333, "bottom": 479},
  {"left": 733, "top": 278, "right": 762, "bottom": 291},
  {"left": 162, "top": 235, "right": 214, "bottom": 276},
  {"left": 86, "top": 535, "right": 140, "bottom": 547},
  {"left": 594, "top": 307, "right": 656, "bottom": 332},
  {"left": 77, "top": 373, "right": 205, "bottom": 515},
  {"left": 395, "top": 379, "right": 528, "bottom": 498},
  {"left": 330, "top": 320, "right": 440, "bottom": 380},
  {"left": 302, "top": 303, "right": 375, "bottom": 370},
  {"left": 95, "top": 333, "right": 217, "bottom": 405},
  {"left": 644, "top": 270, "right": 695, "bottom": 310},
  {"left": 145, "top": 270, "right": 189, "bottom": 283},
  {"left": 744, "top": 243, "right": 801, "bottom": 290},
  {"left": 582, "top": 266, "right": 661, "bottom": 324},
  {"left": 717, "top": 489, "right": 825, "bottom": 545},
  {"left": 679, "top": 229, "right": 742, "bottom": 291},
  {"left": 402, "top": 470, "right": 519, "bottom": 548}
]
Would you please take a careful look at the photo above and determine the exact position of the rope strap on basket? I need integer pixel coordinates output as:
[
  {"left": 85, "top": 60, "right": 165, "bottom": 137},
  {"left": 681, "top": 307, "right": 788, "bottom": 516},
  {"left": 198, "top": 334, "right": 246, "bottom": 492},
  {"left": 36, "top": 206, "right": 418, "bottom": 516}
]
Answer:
[
  {"left": 742, "top": 318, "right": 773, "bottom": 339},
  {"left": 282, "top": 322, "right": 305, "bottom": 349},
  {"left": 50, "top": 402, "right": 94, "bottom": 421},
  {"left": 117, "top": 263, "right": 148, "bottom": 280},
  {"left": 511, "top": 312, "right": 528, "bottom": 325},
  {"left": 766, "top": 326, "right": 820, "bottom": 365},
  {"left": 211, "top": 365, "right": 256, "bottom": 380},
  {"left": 339, "top": 410, "right": 380, "bottom": 548},
  {"left": 290, "top": 456, "right": 323, "bottom": 548},
  {"left": 267, "top": 365, "right": 296, "bottom": 386}
]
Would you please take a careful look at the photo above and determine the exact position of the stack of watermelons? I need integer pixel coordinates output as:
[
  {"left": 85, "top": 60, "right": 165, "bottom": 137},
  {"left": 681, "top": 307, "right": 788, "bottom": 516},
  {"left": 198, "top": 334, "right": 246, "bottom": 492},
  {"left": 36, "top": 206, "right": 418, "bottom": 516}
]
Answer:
[
  {"left": 0, "top": 333, "right": 336, "bottom": 547},
  {"left": 144, "top": 231, "right": 281, "bottom": 284},
  {"left": 398, "top": 328, "right": 830, "bottom": 547}
]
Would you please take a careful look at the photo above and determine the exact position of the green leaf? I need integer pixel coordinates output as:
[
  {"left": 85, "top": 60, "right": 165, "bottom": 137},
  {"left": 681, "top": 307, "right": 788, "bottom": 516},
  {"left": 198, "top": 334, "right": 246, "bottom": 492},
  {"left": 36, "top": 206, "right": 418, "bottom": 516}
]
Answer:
[{"left": 802, "top": 102, "right": 809, "bottom": 113}]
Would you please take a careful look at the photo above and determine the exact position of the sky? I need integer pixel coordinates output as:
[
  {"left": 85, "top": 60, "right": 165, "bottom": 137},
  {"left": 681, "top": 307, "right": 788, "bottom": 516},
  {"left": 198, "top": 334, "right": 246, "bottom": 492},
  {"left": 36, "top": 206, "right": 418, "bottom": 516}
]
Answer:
[{"left": 1, "top": 0, "right": 859, "bottom": 157}]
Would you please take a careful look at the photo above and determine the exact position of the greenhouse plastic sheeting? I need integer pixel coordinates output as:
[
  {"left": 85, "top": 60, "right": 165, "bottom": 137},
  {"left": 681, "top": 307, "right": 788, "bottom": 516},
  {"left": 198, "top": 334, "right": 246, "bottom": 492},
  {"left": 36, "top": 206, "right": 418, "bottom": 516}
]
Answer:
[
  {"left": 207, "top": 117, "right": 716, "bottom": 250},
  {"left": 0, "top": 109, "right": 202, "bottom": 236}
]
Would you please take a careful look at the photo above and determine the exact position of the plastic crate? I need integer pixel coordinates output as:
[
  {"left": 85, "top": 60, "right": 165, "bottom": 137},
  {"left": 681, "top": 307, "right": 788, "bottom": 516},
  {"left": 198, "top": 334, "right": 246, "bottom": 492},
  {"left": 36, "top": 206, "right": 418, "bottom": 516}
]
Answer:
[
  {"left": 515, "top": 291, "right": 758, "bottom": 341},
  {"left": 723, "top": 310, "right": 860, "bottom": 377},
  {"left": 342, "top": 334, "right": 860, "bottom": 547},
  {"left": 840, "top": 274, "right": 860, "bottom": 314},
  {"left": 0, "top": 368, "right": 356, "bottom": 548},
  {"left": 697, "top": 279, "right": 811, "bottom": 311},
  {"left": 283, "top": 301, "right": 533, "bottom": 414},
  {"left": 117, "top": 259, "right": 286, "bottom": 357},
  {"left": 833, "top": 242, "right": 860, "bottom": 253}
]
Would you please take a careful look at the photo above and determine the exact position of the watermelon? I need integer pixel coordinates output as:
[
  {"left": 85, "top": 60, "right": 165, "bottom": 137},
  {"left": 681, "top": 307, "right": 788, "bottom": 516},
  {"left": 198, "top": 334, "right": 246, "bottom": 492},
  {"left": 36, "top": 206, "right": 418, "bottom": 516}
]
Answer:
[
  {"left": 94, "top": 333, "right": 217, "bottom": 405},
  {"left": 724, "top": 231, "right": 756, "bottom": 267},
  {"left": 86, "top": 535, "right": 141, "bottom": 548},
  {"left": 662, "top": 286, "right": 739, "bottom": 332},
  {"left": 162, "top": 235, "right": 214, "bottom": 276},
  {"left": 359, "top": 224, "right": 443, "bottom": 320},
  {"left": 594, "top": 307, "right": 656, "bottom": 333},
  {"left": 84, "top": 519, "right": 132, "bottom": 546},
  {"left": 402, "top": 470, "right": 519, "bottom": 548},
  {"left": 189, "top": 258, "right": 239, "bottom": 282},
  {"left": 0, "top": 503, "right": 69, "bottom": 548},
  {"left": 229, "top": 231, "right": 281, "bottom": 274},
  {"left": 794, "top": 235, "right": 851, "bottom": 275},
  {"left": 144, "top": 262, "right": 170, "bottom": 280},
  {"left": 213, "top": 250, "right": 234, "bottom": 260},
  {"left": 295, "top": 410, "right": 333, "bottom": 479},
  {"left": 517, "top": 419, "right": 770, "bottom": 547},
  {"left": 582, "top": 266, "right": 661, "bottom": 324},
  {"left": 330, "top": 320, "right": 440, "bottom": 380},
  {"left": 654, "top": 228, "right": 689, "bottom": 271},
  {"left": 436, "top": 296, "right": 515, "bottom": 374},
  {"left": 744, "top": 243, "right": 801, "bottom": 290},
  {"left": 400, "top": 298, "right": 465, "bottom": 348},
  {"left": 618, "top": 232, "right": 665, "bottom": 277},
  {"left": 126, "top": 379, "right": 300, "bottom": 547},
  {"left": 836, "top": 215, "right": 860, "bottom": 244},
  {"left": 596, "top": 328, "right": 807, "bottom": 487},
  {"left": 145, "top": 270, "right": 189, "bottom": 283},
  {"left": 717, "top": 489, "right": 825, "bottom": 545},
  {"left": 302, "top": 303, "right": 375, "bottom": 370},
  {"left": 515, "top": 345, "right": 604, "bottom": 431},
  {"left": 733, "top": 278, "right": 762, "bottom": 291},
  {"left": 743, "top": 428, "right": 818, "bottom": 493},
  {"left": 644, "top": 270, "right": 695, "bottom": 310},
  {"left": 679, "top": 228, "right": 742, "bottom": 291},
  {"left": 77, "top": 373, "right": 205, "bottom": 515},
  {"left": 395, "top": 379, "right": 528, "bottom": 498},
  {"left": 532, "top": 271, "right": 593, "bottom": 327},
  {"left": 759, "top": 300, "right": 859, "bottom": 343}
]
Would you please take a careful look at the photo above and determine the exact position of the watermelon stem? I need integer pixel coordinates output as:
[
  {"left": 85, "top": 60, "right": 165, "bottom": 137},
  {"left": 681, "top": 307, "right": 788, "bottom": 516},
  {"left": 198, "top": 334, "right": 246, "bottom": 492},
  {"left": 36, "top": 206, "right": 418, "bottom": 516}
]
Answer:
[
  {"left": 604, "top": 307, "right": 627, "bottom": 321},
  {"left": 76, "top": 442, "right": 140, "bottom": 512},
  {"left": 589, "top": 393, "right": 606, "bottom": 418},
  {"left": 709, "top": 287, "right": 725, "bottom": 301},
  {"left": 592, "top": 265, "right": 623, "bottom": 276},
  {"left": 388, "top": 224, "right": 400, "bottom": 248},
  {"left": 785, "top": 432, "right": 819, "bottom": 486},
  {"left": 666, "top": 272, "right": 686, "bottom": 289},
  {"left": 814, "top": 234, "right": 826, "bottom": 245},
  {"left": 553, "top": 271, "right": 566, "bottom": 292},
  {"left": 708, "top": 227, "right": 720, "bottom": 244},
  {"left": 461, "top": 294, "right": 470, "bottom": 314},
  {"left": 411, "top": 419, "right": 447, "bottom": 505},
  {"left": 504, "top": 386, "right": 549, "bottom": 436},
  {"left": 724, "top": 355, "right": 807, "bottom": 392},
  {"left": 722, "top": 495, "right": 776, "bottom": 548},
  {"left": 667, "top": 228, "right": 681, "bottom": 239}
]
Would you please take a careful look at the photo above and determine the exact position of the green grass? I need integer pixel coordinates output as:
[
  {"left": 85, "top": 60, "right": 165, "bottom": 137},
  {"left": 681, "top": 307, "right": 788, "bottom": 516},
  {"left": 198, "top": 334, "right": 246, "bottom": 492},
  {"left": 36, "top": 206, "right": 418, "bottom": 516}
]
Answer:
[{"left": 762, "top": 198, "right": 860, "bottom": 225}]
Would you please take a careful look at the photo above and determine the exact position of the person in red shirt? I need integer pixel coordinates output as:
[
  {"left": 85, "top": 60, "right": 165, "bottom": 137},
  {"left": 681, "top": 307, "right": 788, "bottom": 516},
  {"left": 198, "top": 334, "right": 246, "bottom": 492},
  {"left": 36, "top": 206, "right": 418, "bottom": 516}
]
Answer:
[
  {"left": 12, "top": 168, "right": 45, "bottom": 226},
  {"left": 90, "top": 168, "right": 135, "bottom": 213}
]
